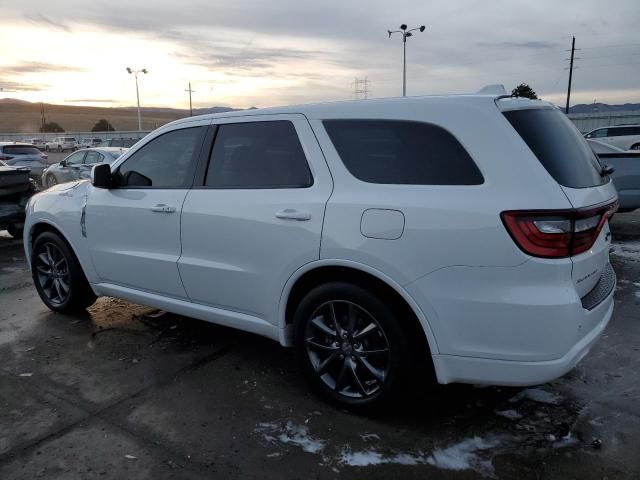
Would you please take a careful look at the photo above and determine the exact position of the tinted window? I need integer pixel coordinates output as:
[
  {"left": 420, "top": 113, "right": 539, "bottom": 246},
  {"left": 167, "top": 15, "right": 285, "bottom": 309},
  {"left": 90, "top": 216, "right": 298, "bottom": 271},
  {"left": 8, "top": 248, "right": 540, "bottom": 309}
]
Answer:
[
  {"left": 206, "top": 121, "right": 312, "bottom": 188},
  {"left": 116, "top": 127, "right": 203, "bottom": 188},
  {"left": 84, "top": 151, "right": 104, "bottom": 164},
  {"left": 614, "top": 126, "right": 640, "bottom": 136},
  {"left": 504, "top": 108, "right": 605, "bottom": 188},
  {"left": 3, "top": 145, "right": 41, "bottom": 155},
  {"left": 588, "top": 128, "right": 608, "bottom": 138},
  {"left": 65, "top": 151, "right": 86, "bottom": 165},
  {"left": 323, "top": 120, "right": 483, "bottom": 185}
]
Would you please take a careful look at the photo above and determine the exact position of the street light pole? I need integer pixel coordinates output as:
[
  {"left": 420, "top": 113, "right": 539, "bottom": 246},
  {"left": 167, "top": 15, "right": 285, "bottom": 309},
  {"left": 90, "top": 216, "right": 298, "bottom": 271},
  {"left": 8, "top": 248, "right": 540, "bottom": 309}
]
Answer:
[
  {"left": 126, "top": 67, "right": 148, "bottom": 130},
  {"left": 388, "top": 24, "right": 426, "bottom": 97}
]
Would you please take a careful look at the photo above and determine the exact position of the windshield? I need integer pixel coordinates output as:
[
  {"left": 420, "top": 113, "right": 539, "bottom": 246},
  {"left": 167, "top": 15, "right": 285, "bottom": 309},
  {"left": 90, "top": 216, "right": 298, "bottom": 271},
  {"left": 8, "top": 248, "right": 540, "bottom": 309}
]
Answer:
[
  {"left": 3, "top": 145, "right": 42, "bottom": 155},
  {"left": 504, "top": 108, "right": 606, "bottom": 188}
]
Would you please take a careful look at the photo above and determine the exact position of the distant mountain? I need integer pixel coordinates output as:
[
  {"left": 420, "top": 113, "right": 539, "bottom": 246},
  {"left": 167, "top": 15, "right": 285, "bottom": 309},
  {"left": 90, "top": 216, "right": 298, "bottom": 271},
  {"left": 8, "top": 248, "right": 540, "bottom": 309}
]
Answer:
[{"left": 569, "top": 103, "right": 640, "bottom": 114}]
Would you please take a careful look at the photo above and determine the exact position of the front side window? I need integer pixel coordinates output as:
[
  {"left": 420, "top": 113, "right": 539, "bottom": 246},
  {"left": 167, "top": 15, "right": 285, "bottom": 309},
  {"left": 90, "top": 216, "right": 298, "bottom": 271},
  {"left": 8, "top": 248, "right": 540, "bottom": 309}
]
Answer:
[
  {"left": 206, "top": 121, "right": 312, "bottom": 188},
  {"left": 116, "top": 127, "right": 203, "bottom": 188},
  {"left": 65, "top": 151, "right": 86, "bottom": 165},
  {"left": 323, "top": 119, "right": 483, "bottom": 185},
  {"left": 587, "top": 129, "right": 608, "bottom": 138}
]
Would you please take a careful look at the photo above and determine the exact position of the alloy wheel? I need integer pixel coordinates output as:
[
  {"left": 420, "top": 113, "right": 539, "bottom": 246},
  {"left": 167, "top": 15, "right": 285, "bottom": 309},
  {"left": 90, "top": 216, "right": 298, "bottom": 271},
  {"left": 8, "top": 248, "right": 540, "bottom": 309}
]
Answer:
[
  {"left": 34, "top": 242, "right": 71, "bottom": 306},
  {"left": 47, "top": 175, "right": 57, "bottom": 187},
  {"left": 304, "top": 300, "right": 391, "bottom": 399}
]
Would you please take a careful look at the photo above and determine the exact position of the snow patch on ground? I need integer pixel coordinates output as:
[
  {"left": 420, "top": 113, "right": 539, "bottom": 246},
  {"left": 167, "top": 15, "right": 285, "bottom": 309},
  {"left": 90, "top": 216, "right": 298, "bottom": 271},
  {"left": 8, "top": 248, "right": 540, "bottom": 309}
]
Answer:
[
  {"left": 359, "top": 433, "right": 381, "bottom": 442},
  {"left": 610, "top": 241, "right": 640, "bottom": 261},
  {"left": 509, "top": 388, "right": 562, "bottom": 405},
  {"left": 256, "top": 421, "right": 326, "bottom": 454},
  {"left": 427, "top": 436, "right": 500, "bottom": 476},
  {"left": 495, "top": 409, "right": 523, "bottom": 420},
  {"left": 339, "top": 450, "right": 427, "bottom": 467}
]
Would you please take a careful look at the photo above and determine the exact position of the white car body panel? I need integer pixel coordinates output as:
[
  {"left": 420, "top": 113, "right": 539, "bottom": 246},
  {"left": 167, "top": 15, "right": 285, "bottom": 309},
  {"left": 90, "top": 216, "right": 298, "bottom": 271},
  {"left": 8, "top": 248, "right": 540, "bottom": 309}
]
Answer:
[{"left": 24, "top": 94, "right": 617, "bottom": 388}]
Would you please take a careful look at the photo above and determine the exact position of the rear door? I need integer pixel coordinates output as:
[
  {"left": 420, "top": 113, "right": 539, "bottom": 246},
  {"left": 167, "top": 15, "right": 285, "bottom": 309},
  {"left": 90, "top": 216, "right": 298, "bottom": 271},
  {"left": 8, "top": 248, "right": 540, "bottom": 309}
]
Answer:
[
  {"left": 178, "top": 115, "right": 332, "bottom": 323},
  {"left": 503, "top": 107, "right": 617, "bottom": 298}
]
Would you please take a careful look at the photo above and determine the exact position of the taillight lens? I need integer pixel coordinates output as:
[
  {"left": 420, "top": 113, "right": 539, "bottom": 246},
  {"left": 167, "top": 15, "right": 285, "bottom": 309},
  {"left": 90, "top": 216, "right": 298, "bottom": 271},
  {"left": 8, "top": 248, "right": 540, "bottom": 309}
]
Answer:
[
  {"left": 0, "top": 155, "right": 13, "bottom": 161},
  {"left": 40, "top": 154, "right": 48, "bottom": 160},
  {"left": 501, "top": 199, "right": 618, "bottom": 258}
]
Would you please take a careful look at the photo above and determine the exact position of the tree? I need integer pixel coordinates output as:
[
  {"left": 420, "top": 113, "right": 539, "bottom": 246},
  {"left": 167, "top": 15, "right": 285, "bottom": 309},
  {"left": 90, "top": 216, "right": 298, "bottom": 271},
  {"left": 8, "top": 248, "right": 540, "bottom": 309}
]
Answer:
[
  {"left": 40, "top": 122, "right": 64, "bottom": 133},
  {"left": 92, "top": 119, "right": 115, "bottom": 132},
  {"left": 512, "top": 83, "right": 538, "bottom": 100}
]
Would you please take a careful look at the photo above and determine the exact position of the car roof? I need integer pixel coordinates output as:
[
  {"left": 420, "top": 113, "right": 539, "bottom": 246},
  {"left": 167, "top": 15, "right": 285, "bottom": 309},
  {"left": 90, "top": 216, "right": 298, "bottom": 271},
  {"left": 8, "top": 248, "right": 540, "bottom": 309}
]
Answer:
[
  {"left": 0, "top": 141, "right": 36, "bottom": 146},
  {"left": 161, "top": 94, "right": 556, "bottom": 127},
  {"left": 87, "top": 147, "right": 128, "bottom": 153}
]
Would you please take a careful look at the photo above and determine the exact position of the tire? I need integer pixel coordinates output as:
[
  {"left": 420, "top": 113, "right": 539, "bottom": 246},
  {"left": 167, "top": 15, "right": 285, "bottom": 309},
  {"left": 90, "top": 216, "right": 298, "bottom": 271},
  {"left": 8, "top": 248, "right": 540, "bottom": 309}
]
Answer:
[
  {"left": 31, "top": 231, "right": 96, "bottom": 313},
  {"left": 631, "top": 144, "right": 640, "bottom": 150},
  {"left": 7, "top": 224, "right": 23, "bottom": 239},
  {"left": 57, "top": 146, "right": 61, "bottom": 153},
  {"left": 294, "top": 281, "right": 412, "bottom": 411},
  {"left": 45, "top": 145, "right": 50, "bottom": 152},
  {"left": 46, "top": 175, "right": 58, "bottom": 188}
]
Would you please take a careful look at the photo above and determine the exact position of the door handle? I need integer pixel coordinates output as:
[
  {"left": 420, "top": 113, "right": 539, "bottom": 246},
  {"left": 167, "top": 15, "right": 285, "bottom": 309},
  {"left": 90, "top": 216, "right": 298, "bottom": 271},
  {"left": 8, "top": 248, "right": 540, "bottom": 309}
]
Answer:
[
  {"left": 275, "top": 209, "right": 312, "bottom": 221},
  {"left": 151, "top": 204, "right": 177, "bottom": 213}
]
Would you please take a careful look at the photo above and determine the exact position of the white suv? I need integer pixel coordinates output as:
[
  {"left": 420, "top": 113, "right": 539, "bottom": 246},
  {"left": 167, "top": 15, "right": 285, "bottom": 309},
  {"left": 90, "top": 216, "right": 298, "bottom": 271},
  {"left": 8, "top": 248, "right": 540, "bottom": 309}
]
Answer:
[
  {"left": 45, "top": 137, "right": 78, "bottom": 152},
  {"left": 24, "top": 95, "right": 618, "bottom": 409},
  {"left": 585, "top": 124, "right": 640, "bottom": 150}
]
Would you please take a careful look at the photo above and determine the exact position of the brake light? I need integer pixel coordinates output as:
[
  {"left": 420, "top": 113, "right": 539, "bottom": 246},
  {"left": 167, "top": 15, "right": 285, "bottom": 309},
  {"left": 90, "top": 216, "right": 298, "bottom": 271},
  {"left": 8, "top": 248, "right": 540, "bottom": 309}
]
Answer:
[
  {"left": 501, "top": 199, "right": 618, "bottom": 258},
  {"left": 0, "top": 155, "right": 13, "bottom": 161},
  {"left": 40, "top": 154, "right": 48, "bottom": 160}
]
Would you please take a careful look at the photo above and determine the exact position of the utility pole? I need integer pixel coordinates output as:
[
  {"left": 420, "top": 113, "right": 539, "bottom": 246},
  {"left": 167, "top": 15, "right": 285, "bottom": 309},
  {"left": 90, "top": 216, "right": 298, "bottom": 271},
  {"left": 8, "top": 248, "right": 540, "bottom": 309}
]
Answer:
[
  {"left": 353, "top": 77, "right": 370, "bottom": 99},
  {"left": 40, "top": 103, "right": 47, "bottom": 132},
  {"left": 185, "top": 82, "right": 195, "bottom": 116},
  {"left": 565, "top": 36, "right": 576, "bottom": 114}
]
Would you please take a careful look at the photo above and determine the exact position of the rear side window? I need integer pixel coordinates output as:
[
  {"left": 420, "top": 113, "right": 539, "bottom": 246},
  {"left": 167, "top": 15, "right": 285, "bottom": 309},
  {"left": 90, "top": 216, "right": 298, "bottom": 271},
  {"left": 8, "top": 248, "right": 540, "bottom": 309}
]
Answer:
[
  {"left": 206, "top": 121, "right": 312, "bottom": 188},
  {"left": 504, "top": 108, "right": 606, "bottom": 188},
  {"left": 3, "top": 146, "right": 41, "bottom": 155},
  {"left": 322, "top": 120, "right": 483, "bottom": 185}
]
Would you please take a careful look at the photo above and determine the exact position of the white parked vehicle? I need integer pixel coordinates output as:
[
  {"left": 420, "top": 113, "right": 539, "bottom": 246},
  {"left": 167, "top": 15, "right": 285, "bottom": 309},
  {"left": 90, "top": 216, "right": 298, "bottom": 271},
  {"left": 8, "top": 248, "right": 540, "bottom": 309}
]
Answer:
[
  {"left": 78, "top": 137, "right": 103, "bottom": 149},
  {"left": 23, "top": 94, "right": 618, "bottom": 409},
  {"left": 584, "top": 124, "right": 640, "bottom": 150},
  {"left": 44, "top": 137, "right": 78, "bottom": 152}
]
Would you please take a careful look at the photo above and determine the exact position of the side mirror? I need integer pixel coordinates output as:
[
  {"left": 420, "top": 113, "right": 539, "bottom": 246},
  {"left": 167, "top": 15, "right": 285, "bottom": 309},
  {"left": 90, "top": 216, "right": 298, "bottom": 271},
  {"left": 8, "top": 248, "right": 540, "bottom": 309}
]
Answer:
[
  {"left": 91, "top": 163, "right": 112, "bottom": 188},
  {"left": 60, "top": 160, "right": 67, "bottom": 167}
]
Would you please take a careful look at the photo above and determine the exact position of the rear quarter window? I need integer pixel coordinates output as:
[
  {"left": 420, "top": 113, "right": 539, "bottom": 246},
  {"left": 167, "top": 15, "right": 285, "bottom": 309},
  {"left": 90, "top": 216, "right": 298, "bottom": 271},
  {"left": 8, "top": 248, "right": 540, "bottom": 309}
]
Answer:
[
  {"left": 3, "top": 145, "right": 41, "bottom": 155},
  {"left": 504, "top": 108, "right": 606, "bottom": 189},
  {"left": 323, "top": 119, "right": 483, "bottom": 185}
]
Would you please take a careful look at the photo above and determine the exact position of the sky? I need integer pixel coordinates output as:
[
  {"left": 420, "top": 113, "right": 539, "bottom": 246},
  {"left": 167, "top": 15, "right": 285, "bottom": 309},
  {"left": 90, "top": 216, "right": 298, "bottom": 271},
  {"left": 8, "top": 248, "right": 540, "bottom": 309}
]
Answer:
[{"left": 0, "top": 0, "right": 639, "bottom": 110}]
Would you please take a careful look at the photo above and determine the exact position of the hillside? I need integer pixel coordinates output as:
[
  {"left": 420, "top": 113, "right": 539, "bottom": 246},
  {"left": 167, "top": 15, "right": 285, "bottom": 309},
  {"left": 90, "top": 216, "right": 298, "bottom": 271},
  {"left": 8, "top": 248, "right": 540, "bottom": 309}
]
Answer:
[
  {"left": 569, "top": 103, "right": 640, "bottom": 114},
  {"left": 0, "top": 100, "right": 243, "bottom": 133}
]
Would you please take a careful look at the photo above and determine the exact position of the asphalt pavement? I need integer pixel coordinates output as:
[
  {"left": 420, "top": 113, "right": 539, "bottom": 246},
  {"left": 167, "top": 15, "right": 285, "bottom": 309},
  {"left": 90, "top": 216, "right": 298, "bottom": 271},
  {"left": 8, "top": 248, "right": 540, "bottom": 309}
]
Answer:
[{"left": 0, "top": 212, "right": 638, "bottom": 479}]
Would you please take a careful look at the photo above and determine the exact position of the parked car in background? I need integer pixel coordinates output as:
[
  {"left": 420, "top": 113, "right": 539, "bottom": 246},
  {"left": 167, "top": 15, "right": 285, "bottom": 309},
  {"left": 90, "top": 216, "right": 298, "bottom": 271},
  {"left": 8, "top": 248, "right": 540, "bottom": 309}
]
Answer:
[
  {"left": 0, "top": 161, "right": 36, "bottom": 238},
  {"left": 29, "top": 138, "right": 46, "bottom": 148},
  {"left": 24, "top": 95, "right": 618, "bottom": 409},
  {"left": 45, "top": 137, "right": 78, "bottom": 152},
  {"left": 584, "top": 124, "right": 640, "bottom": 151},
  {"left": 42, "top": 147, "right": 127, "bottom": 187},
  {"left": 101, "top": 138, "right": 139, "bottom": 148},
  {"left": 79, "top": 137, "right": 103, "bottom": 148},
  {"left": 588, "top": 139, "right": 640, "bottom": 212},
  {"left": 0, "top": 142, "right": 49, "bottom": 185}
]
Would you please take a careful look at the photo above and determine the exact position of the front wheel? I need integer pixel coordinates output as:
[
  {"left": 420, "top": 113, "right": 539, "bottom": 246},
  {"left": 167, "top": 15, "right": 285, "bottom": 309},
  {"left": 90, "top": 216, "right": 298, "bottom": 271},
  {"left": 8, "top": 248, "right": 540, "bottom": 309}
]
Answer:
[
  {"left": 46, "top": 175, "right": 58, "bottom": 188},
  {"left": 31, "top": 231, "right": 96, "bottom": 313},
  {"left": 294, "top": 282, "right": 412, "bottom": 410}
]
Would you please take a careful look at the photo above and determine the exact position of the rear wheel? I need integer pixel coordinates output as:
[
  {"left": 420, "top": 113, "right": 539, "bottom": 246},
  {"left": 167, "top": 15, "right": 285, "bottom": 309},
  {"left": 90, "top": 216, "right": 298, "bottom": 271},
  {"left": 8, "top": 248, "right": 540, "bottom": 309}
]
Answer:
[
  {"left": 31, "top": 231, "right": 96, "bottom": 313},
  {"left": 294, "top": 282, "right": 412, "bottom": 410},
  {"left": 45, "top": 145, "right": 50, "bottom": 152}
]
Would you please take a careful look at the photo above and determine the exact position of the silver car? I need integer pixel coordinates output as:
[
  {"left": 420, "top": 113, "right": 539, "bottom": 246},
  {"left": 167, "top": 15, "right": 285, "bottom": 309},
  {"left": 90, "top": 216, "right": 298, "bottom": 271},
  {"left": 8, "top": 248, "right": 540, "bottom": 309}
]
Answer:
[
  {"left": 0, "top": 142, "right": 49, "bottom": 185},
  {"left": 588, "top": 139, "right": 640, "bottom": 212},
  {"left": 42, "top": 147, "right": 127, "bottom": 188}
]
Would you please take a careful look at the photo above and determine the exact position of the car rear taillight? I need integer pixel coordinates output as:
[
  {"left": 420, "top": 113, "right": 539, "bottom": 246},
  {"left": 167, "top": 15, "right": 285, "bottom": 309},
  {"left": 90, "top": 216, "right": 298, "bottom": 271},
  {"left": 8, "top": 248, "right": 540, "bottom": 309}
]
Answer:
[
  {"left": 40, "top": 154, "right": 48, "bottom": 160},
  {"left": 501, "top": 199, "right": 618, "bottom": 258},
  {"left": 0, "top": 155, "right": 13, "bottom": 161}
]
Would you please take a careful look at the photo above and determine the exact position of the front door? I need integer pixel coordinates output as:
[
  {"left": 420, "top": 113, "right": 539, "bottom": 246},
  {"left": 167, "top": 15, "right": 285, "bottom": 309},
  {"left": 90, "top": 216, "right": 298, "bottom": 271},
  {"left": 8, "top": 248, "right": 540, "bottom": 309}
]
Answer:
[
  {"left": 86, "top": 123, "right": 207, "bottom": 298},
  {"left": 178, "top": 115, "right": 333, "bottom": 323}
]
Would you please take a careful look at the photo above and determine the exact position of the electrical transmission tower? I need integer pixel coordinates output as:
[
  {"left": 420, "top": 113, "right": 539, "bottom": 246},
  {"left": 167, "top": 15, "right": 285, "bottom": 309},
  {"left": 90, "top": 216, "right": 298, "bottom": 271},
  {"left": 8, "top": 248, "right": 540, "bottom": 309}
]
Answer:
[{"left": 353, "top": 77, "right": 371, "bottom": 99}]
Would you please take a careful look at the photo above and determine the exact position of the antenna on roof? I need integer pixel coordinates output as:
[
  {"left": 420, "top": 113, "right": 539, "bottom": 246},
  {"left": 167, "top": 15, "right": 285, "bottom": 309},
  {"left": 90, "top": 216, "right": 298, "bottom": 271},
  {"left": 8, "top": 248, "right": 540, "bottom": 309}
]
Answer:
[{"left": 476, "top": 84, "right": 507, "bottom": 95}]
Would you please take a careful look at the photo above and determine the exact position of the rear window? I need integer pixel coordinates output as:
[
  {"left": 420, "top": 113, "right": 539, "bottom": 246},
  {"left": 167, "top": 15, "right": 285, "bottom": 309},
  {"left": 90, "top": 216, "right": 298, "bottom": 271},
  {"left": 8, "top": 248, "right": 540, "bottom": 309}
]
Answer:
[
  {"left": 63, "top": 137, "right": 76, "bottom": 142},
  {"left": 323, "top": 120, "right": 483, "bottom": 185},
  {"left": 504, "top": 108, "right": 605, "bottom": 188},
  {"left": 2, "top": 145, "right": 41, "bottom": 155}
]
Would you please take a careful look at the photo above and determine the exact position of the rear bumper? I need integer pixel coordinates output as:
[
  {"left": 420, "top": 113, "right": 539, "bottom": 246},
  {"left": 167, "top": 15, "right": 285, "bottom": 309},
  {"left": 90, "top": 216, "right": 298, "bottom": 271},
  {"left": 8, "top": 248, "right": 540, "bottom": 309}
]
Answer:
[{"left": 431, "top": 295, "right": 613, "bottom": 386}]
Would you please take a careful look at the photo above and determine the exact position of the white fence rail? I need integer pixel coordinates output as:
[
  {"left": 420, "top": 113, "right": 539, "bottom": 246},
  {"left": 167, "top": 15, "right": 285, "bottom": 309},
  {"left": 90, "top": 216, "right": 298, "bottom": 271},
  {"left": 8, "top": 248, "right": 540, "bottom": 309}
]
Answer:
[
  {"left": 0, "top": 130, "right": 151, "bottom": 143},
  {"left": 568, "top": 111, "right": 640, "bottom": 133}
]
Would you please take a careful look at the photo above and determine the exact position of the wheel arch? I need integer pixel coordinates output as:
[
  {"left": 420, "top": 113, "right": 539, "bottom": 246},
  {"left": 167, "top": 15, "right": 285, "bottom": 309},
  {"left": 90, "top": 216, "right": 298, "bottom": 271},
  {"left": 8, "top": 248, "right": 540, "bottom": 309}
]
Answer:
[
  {"left": 27, "top": 220, "right": 93, "bottom": 287},
  {"left": 279, "top": 260, "right": 440, "bottom": 359}
]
